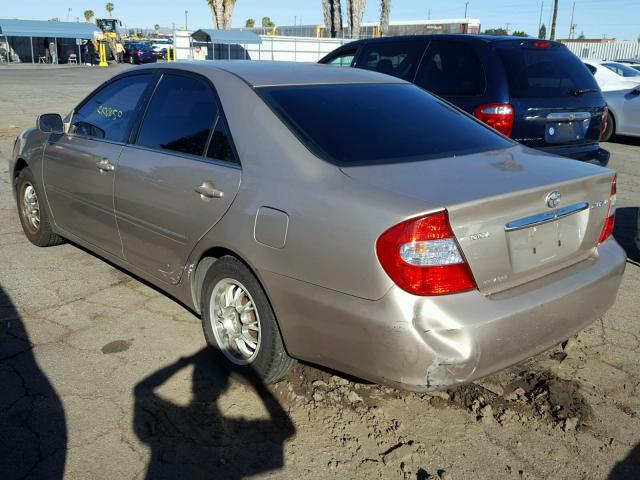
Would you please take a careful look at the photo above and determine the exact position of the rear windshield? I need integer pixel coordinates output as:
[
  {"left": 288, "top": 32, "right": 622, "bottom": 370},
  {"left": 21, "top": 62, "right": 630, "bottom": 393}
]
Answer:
[
  {"left": 496, "top": 46, "right": 599, "bottom": 98},
  {"left": 258, "top": 83, "right": 512, "bottom": 165}
]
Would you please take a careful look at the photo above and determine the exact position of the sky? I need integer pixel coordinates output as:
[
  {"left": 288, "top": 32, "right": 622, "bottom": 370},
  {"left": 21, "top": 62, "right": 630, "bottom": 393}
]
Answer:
[{"left": 1, "top": 0, "right": 638, "bottom": 41}]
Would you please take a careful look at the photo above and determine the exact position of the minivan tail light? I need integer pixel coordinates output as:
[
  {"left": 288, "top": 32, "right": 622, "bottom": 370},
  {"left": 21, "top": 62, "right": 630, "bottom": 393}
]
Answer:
[
  {"left": 376, "top": 211, "right": 477, "bottom": 296},
  {"left": 474, "top": 103, "right": 515, "bottom": 137},
  {"left": 598, "top": 174, "right": 617, "bottom": 244}
]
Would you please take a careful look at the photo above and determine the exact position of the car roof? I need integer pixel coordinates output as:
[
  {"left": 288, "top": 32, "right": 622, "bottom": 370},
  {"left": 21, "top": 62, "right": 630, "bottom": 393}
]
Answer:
[
  {"left": 139, "top": 60, "right": 408, "bottom": 87},
  {"left": 335, "top": 34, "right": 563, "bottom": 48}
]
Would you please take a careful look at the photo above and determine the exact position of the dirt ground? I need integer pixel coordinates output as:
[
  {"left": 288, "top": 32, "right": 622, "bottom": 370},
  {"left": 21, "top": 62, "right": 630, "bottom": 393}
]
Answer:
[{"left": 0, "top": 65, "right": 639, "bottom": 480}]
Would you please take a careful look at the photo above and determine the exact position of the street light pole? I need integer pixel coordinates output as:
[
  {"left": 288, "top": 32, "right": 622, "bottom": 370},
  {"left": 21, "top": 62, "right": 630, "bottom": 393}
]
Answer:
[
  {"left": 464, "top": 2, "right": 469, "bottom": 18},
  {"left": 185, "top": 10, "right": 189, "bottom": 31}
]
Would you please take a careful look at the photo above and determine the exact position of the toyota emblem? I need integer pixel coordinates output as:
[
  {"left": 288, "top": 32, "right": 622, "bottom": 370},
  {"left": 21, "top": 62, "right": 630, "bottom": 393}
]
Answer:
[{"left": 546, "top": 190, "right": 561, "bottom": 208}]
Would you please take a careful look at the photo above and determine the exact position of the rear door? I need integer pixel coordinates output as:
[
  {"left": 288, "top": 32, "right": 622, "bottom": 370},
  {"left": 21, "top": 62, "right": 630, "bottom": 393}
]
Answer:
[
  {"left": 114, "top": 72, "right": 241, "bottom": 284},
  {"left": 494, "top": 42, "right": 606, "bottom": 149},
  {"left": 413, "top": 39, "right": 488, "bottom": 114}
]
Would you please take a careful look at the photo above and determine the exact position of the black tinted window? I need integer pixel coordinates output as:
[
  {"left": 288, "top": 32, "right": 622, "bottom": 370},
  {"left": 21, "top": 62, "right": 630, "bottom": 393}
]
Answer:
[
  {"left": 415, "top": 41, "right": 485, "bottom": 96},
  {"left": 71, "top": 74, "right": 151, "bottom": 142},
  {"left": 355, "top": 41, "right": 425, "bottom": 80},
  {"left": 137, "top": 74, "right": 217, "bottom": 156},
  {"left": 207, "top": 116, "right": 236, "bottom": 163},
  {"left": 325, "top": 48, "right": 357, "bottom": 67},
  {"left": 260, "top": 84, "right": 511, "bottom": 165},
  {"left": 496, "top": 46, "right": 599, "bottom": 97}
]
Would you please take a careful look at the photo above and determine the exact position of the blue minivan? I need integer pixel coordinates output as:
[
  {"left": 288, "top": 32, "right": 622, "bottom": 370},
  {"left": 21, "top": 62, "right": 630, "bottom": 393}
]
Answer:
[{"left": 320, "top": 35, "right": 609, "bottom": 166}]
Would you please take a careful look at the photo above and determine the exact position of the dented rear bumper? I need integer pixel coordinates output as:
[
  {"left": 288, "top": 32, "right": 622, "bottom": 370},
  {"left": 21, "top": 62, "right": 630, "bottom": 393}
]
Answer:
[{"left": 261, "top": 239, "right": 626, "bottom": 391}]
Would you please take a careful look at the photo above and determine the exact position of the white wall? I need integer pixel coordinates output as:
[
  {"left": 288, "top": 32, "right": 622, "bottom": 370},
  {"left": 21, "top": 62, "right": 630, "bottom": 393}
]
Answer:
[{"left": 563, "top": 41, "right": 640, "bottom": 61}]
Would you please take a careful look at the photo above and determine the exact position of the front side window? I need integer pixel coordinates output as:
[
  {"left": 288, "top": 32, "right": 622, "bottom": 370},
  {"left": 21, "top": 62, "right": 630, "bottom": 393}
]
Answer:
[
  {"left": 137, "top": 74, "right": 218, "bottom": 157},
  {"left": 325, "top": 49, "right": 357, "bottom": 67},
  {"left": 259, "top": 83, "right": 511, "bottom": 166},
  {"left": 355, "top": 41, "right": 425, "bottom": 80},
  {"left": 71, "top": 73, "right": 152, "bottom": 142},
  {"left": 415, "top": 41, "right": 485, "bottom": 96}
]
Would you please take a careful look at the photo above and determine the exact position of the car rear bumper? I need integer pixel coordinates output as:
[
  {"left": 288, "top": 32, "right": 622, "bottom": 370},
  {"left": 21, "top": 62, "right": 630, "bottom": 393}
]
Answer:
[
  {"left": 539, "top": 143, "right": 610, "bottom": 167},
  {"left": 262, "top": 239, "right": 626, "bottom": 391}
]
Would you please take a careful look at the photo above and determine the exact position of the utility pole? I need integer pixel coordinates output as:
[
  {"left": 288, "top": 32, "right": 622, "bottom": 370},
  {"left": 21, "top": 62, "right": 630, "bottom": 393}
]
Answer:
[
  {"left": 67, "top": 7, "right": 72, "bottom": 21},
  {"left": 505, "top": 22, "right": 511, "bottom": 35},
  {"left": 464, "top": 2, "right": 469, "bottom": 18},
  {"left": 427, "top": 8, "right": 431, "bottom": 20},
  {"left": 568, "top": 0, "right": 576, "bottom": 39},
  {"left": 185, "top": 10, "right": 189, "bottom": 30},
  {"left": 549, "top": 0, "right": 558, "bottom": 40},
  {"left": 538, "top": 1, "right": 544, "bottom": 36}
]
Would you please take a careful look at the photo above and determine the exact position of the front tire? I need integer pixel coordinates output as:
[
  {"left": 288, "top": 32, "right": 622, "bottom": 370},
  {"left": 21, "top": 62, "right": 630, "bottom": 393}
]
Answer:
[
  {"left": 201, "top": 256, "right": 295, "bottom": 383},
  {"left": 16, "top": 167, "right": 64, "bottom": 247},
  {"left": 601, "top": 113, "right": 615, "bottom": 142}
]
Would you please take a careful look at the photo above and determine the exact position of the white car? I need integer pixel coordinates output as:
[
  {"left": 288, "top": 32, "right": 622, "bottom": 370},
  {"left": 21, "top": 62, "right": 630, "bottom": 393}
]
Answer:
[
  {"left": 600, "top": 85, "right": 640, "bottom": 140},
  {"left": 583, "top": 59, "right": 640, "bottom": 92}
]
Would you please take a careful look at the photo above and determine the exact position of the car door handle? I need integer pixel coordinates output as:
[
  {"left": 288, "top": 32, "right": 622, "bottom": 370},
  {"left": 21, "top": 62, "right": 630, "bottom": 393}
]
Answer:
[
  {"left": 95, "top": 159, "right": 115, "bottom": 172},
  {"left": 195, "top": 184, "right": 224, "bottom": 199}
]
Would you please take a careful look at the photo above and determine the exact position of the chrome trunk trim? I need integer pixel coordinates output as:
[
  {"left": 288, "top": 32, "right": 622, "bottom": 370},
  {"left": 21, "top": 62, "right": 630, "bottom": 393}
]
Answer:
[{"left": 505, "top": 202, "right": 590, "bottom": 232}]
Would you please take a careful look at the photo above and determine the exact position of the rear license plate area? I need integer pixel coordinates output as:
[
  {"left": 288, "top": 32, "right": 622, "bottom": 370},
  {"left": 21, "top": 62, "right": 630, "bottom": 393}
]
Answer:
[{"left": 545, "top": 120, "right": 589, "bottom": 143}]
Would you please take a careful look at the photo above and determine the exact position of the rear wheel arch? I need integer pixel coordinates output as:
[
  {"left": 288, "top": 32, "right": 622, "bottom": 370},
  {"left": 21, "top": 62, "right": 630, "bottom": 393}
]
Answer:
[{"left": 12, "top": 158, "right": 29, "bottom": 191}]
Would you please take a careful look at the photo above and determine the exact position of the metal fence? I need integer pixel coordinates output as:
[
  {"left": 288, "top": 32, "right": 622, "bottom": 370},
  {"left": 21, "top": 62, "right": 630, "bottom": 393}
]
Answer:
[{"left": 562, "top": 41, "right": 640, "bottom": 60}]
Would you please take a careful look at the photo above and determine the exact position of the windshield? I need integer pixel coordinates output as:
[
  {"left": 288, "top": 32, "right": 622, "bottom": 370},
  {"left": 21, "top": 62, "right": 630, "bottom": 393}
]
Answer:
[
  {"left": 258, "top": 83, "right": 512, "bottom": 166},
  {"left": 602, "top": 62, "right": 640, "bottom": 78},
  {"left": 496, "top": 46, "right": 599, "bottom": 98}
]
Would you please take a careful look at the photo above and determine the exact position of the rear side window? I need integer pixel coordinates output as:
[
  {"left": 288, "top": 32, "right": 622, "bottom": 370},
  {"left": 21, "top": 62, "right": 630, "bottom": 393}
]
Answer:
[
  {"left": 602, "top": 62, "right": 640, "bottom": 78},
  {"left": 137, "top": 74, "right": 217, "bottom": 157},
  {"left": 415, "top": 41, "right": 486, "bottom": 96},
  {"left": 71, "top": 73, "right": 152, "bottom": 142},
  {"left": 496, "top": 46, "right": 599, "bottom": 98},
  {"left": 259, "top": 83, "right": 511, "bottom": 165},
  {"left": 355, "top": 41, "right": 425, "bottom": 80},
  {"left": 324, "top": 48, "right": 357, "bottom": 67}
]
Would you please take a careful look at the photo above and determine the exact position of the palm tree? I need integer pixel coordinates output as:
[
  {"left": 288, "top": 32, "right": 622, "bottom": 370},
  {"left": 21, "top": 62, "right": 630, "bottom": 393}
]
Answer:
[
  {"left": 549, "top": 0, "right": 558, "bottom": 40},
  {"left": 154, "top": 24, "right": 160, "bottom": 33},
  {"left": 379, "top": 0, "right": 391, "bottom": 36},
  {"left": 83, "top": 9, "right": 94, "bottom": 23},
  {"left": 322, "top": 0, "right": 342, "bottom": 38},
  {"left": 347, "top": 0, "right": 366, "bottom": 39},
  {"left": 105, "top": 2, "right": 114, "bottom": 18},
  {"left": 261, "top": 17, "right": 275, "bottom": 28},
  {"left": 245, "top": 18, "right": 255, "bottom": 28},
  {"left": 222, "top": 0, "right": 236, "bottom": 29},
  {"left": 207, "top": 0, "right": 235, "bottom": 29}
]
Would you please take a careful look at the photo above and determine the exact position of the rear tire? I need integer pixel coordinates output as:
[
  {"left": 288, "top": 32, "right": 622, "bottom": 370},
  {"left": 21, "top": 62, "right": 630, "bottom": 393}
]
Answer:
[
  {"left": 601, "top": 113, "right": 615, "bottom": 142},
  {"left": 16, "top": 167, "right": 64, "bottom": 247},
  {"left": 201, "top": 256, "right": 295, "bottom": 384}
]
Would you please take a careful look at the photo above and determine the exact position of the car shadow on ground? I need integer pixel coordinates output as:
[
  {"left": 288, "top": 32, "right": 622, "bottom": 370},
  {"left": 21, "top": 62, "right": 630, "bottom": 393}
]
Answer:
[
  {"left": 609, "top": 442, "right": 640, "bottom": 479},
  {"left": 133, "top": 348, "right": 295, "bottom": 480},
  {"left": 613, "top": 206, "right": 639, "bottom": 263},
  {"left": 606, "top": 135, "right": 640, "bottom": 148},
  {"left": 0, "top": 287, "right": 67, "bottom": 480}
]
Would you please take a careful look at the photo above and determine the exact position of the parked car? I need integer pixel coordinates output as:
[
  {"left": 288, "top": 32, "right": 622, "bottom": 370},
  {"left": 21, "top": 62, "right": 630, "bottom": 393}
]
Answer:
[
  {"left": 600, "top": 85, "right": 640, "bottom": 140},
  {"left": 151, "top": 39, "right": 173, "bottom": 60},
  {"left": 10, "top": 62, "right": 625, "bottom": 391},
  {"left": 614, "top": 59, "right": 640, "bottom": 72},
  {"left": 582, "top": 59, "right": 640, "bottom": 91},
  {"left": 320, "top": 35, "right": 610, "bottom": 166},
  {"left": 123, "top": 42, "right": 156, "bottom": 64}
]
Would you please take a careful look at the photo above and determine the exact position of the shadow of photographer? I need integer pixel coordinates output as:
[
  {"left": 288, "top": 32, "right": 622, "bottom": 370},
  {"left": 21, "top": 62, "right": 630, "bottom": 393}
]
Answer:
[
  {"left": 133, "top": 348, "right": 295, "bottom": 480},
  {"left": 0, "top": 287, "right": 67, "bottom": 479}
]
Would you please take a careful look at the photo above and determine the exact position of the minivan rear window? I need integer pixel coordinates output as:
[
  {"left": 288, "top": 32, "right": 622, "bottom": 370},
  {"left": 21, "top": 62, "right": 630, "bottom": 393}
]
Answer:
[
  {"left": 259, "top": 83, "right": 512, "bottom": 165},
  {"left": 496, "top": 46, "right": 599, "bottom": 98}
]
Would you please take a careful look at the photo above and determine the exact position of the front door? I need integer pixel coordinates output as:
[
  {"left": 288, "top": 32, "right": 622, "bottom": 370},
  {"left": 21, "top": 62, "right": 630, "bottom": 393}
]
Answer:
[
  {"left": 114, "top": 72, "right": 242, "bottom": 283},
  {"left": 43, "top": 72, "right": 153, "bottom": 256}
]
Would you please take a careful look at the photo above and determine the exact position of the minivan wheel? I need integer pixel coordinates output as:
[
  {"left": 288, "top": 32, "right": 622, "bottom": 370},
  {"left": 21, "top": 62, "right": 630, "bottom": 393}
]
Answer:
[
  {"left": 16, "top": 168, "right": 64, "bottom": 247},
  {"left": 601, "top": 113, "right": 615, "bottom": 142},
  {"left": 201, "top": 256, "right": 296, "bottom": 383}
]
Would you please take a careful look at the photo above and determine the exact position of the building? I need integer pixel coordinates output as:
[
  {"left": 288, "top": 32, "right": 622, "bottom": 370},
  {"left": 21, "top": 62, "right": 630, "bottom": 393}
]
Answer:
[{"left": 245, "top": 18, "right": 482, "bottom": 39}]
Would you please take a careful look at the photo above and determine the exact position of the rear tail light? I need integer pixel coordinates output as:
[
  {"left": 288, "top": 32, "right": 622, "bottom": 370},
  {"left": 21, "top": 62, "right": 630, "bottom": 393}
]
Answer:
[
  {"left": 376, "top": 211, "right": 477, "bottom": 296},
  {"left": 598, "top": 174, "right": 617, "bottom": 244},
  {"left": 474, "top": 103, "right": 515, "bottom": 137},
  {"left": 600, "top": 104, "right": 609, "bottom": 139},
  {"left": 533, "top": 41, "right": 552, "bottom": 48}
]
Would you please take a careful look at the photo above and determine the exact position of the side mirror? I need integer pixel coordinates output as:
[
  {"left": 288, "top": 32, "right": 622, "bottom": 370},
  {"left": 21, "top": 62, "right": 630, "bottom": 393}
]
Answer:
[{"left": 36, "top": 113, "right": 64, "bottom": 134}]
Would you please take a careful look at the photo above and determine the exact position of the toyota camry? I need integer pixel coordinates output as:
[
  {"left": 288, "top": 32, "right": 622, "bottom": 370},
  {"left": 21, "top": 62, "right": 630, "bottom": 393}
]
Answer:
[{"left": 10, "top": 62, "right": 626, "bottom": 390}]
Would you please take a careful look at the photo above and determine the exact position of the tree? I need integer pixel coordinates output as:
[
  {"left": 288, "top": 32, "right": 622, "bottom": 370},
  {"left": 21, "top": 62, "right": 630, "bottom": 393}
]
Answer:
[
  {"left": 208, "top": 0, "right": 236, "bottom": 29},
  {"left": 380, "top": 0, "right": 391, "bottom": 36},
  {"left": 49, "top": 17, "right": 61, "bottom": 22},
  {"left": 154, "top": 24, "right": 160, "bottom": 32},
  {"left": 549, "top": 0, "right": 558, "bottom": 40},
  {"left": 512, "top": 30, "right": 529, "bottom": 37},
  {"left": 578, "top": 31, "right": 585, "bottom": 40},
  {"left": 83, "top": 10, "right": 94, "bottom": 23},
  {"left": 538, "top": 23, "right": 546, "bottom": 39},
  {"left": 322, "top": 0, "right": 342, "bottom": 38},
  {"left": 484, "top": 27, "right": 508, "bottom": 35},
  {"left": 261, "top": 16, "right": 275, "bottom": 28},
  {"left": 105, "top": 2, "right": 114, "bottom": 18},
  {"left": 245, "top": 18, "right": 255, "bottom": 28},
  {"left": 347, "top": 0, "right": 366, "bottom": 39}
]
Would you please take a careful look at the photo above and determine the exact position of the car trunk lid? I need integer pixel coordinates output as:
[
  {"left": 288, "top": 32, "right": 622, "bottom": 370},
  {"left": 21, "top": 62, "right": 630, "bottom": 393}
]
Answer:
[{"left": 341, "top": 145, "right": 615, "bottom": 294}]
